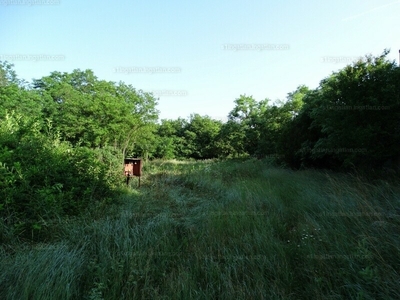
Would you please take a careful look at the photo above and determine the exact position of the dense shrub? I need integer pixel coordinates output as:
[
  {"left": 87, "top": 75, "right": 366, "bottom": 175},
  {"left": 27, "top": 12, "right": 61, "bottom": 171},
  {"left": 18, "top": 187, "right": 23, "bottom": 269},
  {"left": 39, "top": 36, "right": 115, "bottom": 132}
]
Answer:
[{"left": 0, "top": 113, "right": 122, "bottom": 238}]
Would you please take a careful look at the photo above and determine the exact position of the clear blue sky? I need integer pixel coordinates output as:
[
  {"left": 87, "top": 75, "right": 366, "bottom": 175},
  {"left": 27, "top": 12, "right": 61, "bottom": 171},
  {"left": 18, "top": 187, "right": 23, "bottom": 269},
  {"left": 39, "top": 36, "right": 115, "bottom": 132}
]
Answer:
[{"left": 1, "top": 0, "right": 399, "bottom": 121}]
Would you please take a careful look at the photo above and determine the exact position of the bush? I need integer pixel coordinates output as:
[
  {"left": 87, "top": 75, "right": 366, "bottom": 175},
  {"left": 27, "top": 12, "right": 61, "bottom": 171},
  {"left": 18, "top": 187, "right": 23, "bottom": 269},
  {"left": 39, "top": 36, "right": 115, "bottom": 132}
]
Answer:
[{"left": 0, "top": 113, "right": 121, "bottom": 240}]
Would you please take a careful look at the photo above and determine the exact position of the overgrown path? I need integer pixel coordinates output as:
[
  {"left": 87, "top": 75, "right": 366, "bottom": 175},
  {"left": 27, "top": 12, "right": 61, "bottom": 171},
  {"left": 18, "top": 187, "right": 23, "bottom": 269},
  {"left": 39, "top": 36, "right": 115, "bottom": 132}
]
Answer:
[{"left": 1, "top": 159, "right": 400, "bottom": 299}]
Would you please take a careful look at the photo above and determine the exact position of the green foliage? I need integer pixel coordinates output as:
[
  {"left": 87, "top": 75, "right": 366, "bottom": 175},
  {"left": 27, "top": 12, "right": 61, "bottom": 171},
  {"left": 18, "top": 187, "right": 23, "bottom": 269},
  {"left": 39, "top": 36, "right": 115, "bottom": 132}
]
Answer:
[
  {"left": 0, "top": 48, "right": 398, "bottom": 245},
  {"left": 154, "top": 115, "right": 222, "bottom": 159},
  {"left": 0, "top": 61, "right": 18, "bottom": 86},
  {"left": 32, "top": 69, "right": 159, "bottom": 153},
  {"left": 183, "top": 114, "right": 222, "bottom": 159},
  {"left": 222, "top": 90, "right": 310, "bottom": 159},
  {"left": 2, "top": 160, "right": 399, "bottom": 299},
  {"left": 0, "top": 113, "right": 121, "bottom": 239},
  {"left": 280, "top": 50, "right": 400, "bottom": 171},
  {"left": 0, "top": 64, "right": 160, "bottom": 241},
  {"left": 0, "top": 85, "right": 41, "bottom": 117},
  {"left": 215, "top": 120, "right": 247, "bottom": 158},
  {"left": 309, "top": 50, "right": 400, "bottom": 169},
  {"left": 2, "top": 49, "right": 400, "bottom": 173},
  {"left": 148, "top": 50, "right": 399, "bottom": 173},
  {"left": 0, "top": 243, "right": 84, "bottom": 299},
  {"left": 227, "top": 95, "right": 261, "bottom": 156}
]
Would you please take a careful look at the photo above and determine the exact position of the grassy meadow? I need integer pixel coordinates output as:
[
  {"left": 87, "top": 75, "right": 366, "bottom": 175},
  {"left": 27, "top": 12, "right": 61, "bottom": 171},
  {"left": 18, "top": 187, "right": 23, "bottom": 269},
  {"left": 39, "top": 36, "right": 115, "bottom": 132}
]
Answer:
[{"left": 1, "top": 159, "right": 400, "bottom": 299}]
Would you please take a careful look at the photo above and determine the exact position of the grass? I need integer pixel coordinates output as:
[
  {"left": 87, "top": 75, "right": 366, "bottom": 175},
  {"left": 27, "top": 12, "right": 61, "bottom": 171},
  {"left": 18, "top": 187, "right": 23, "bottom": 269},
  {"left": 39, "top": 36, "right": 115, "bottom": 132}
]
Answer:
[{"left": 1, "top": 158, "right": 400, "bottom": 299}]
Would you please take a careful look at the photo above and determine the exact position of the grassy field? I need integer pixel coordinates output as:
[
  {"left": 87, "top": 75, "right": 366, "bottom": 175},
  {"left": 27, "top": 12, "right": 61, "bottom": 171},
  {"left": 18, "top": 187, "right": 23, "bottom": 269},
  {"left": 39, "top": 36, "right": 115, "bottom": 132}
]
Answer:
[{"left": 1, "top": 159, "right": 400, "bottom": 299}]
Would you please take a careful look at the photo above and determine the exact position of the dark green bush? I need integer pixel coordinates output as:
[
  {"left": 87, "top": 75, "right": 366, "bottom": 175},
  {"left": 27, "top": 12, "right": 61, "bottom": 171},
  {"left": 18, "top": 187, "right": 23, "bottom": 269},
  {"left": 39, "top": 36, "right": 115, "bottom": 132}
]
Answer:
[{"left": 0, "top": 113, "right": 121, "bottom": 240}]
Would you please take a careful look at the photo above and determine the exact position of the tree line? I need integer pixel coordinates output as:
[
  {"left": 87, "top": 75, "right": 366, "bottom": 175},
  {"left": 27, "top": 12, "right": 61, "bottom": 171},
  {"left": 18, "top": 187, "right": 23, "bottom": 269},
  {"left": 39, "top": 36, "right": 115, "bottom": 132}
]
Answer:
[
  {"left": 1, "top": 49, "right": 399, "bottom": 235},
  {"left": 150, "top": 50, "right": 400, "bottom": 174}
]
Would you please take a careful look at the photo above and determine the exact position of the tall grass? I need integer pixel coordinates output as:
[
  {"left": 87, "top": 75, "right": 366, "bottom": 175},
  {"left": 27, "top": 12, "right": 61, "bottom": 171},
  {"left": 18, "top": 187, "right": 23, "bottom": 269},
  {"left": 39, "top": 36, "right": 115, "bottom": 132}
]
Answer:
[{"left": 1, "top": 159, "right": 399, "bottom": 299}]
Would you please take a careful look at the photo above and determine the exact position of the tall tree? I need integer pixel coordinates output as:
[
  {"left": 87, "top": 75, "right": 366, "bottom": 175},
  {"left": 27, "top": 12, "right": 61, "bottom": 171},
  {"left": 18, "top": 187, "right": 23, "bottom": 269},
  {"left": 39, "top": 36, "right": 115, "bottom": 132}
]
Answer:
[
  {"left": 0, "top": 62, "right": 43, "bottom": 118},
  {"left": 227, "top": 95, "right": 264, "bottom": 156},
  {"left": 309, "top": 49, "right": 400, "bottom": 169},
  {"left": 0, "top": 61, "right": 18, "bottom": 87},
  {"left": 183, "top": 114, "right": 222, "bottom": 159},
  {"left": 279, "top": 50, "right": 400, "bottom": 171},
  {"left": 32, "top": 69, "right": 159, "bottom": 158}
]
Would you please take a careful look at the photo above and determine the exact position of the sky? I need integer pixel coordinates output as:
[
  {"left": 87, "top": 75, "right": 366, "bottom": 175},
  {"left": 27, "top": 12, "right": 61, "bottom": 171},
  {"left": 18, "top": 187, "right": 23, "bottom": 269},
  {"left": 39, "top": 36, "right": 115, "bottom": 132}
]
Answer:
[{"left": 1, "top": 0, "right": 399, "bottom": 121}]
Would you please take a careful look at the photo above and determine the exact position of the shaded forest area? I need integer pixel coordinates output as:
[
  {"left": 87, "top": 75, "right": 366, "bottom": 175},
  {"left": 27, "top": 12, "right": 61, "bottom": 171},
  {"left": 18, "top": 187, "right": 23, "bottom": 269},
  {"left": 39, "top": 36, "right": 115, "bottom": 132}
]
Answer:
[{"left": 1, "top": 49, "right": 399, "bottom": 236}]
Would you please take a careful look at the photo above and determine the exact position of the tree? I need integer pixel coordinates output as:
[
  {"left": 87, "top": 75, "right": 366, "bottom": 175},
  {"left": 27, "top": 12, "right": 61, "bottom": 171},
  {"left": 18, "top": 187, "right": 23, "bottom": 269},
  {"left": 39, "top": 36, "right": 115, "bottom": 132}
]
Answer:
[
  {"left": 182, "top": 114, "right": 222, "bottom": 159},
  {"left": 216, "top": 120, "right": 247, "bottom": 158},
  {"left": 0, "top": 62, "right": 44, "bottom": 118},
  {"left": 278, "top": 89, "right": 326, "bottom": 169},
  {"left": 308, "top": 49, "right": 400, "bottom": 169},
  {"left": 154, "top": 118, "right": 188, "bottom": 159},
  {"left": 0, "top": 61, "right": 18, "bottom": 87},
  {"left": 227, "top": 95, "right": 264, "bottom": 156},
  {"left": 279, "top": 50, "right": 400, "bottom": 171},
  {"left": 32, "top": 70, "right": 159, "bottom": 158}
]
